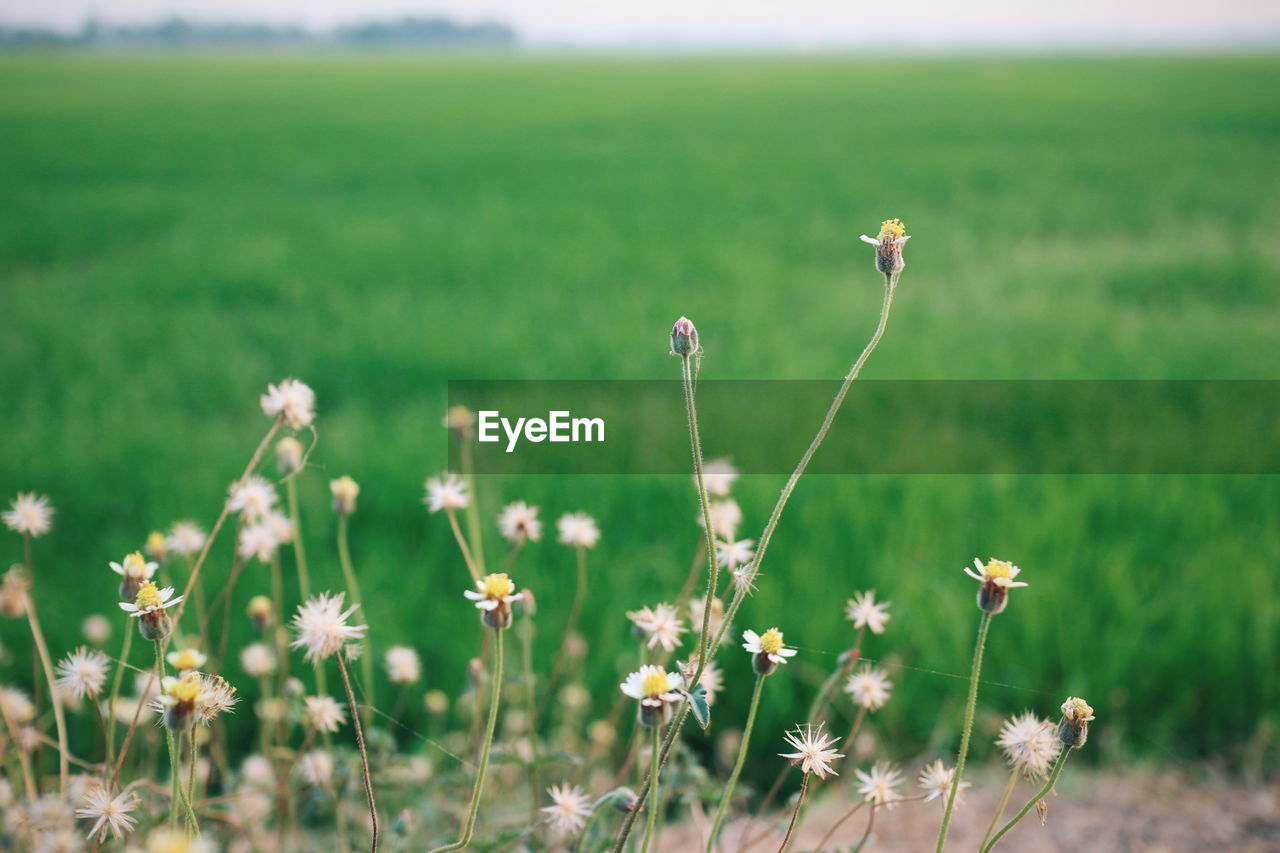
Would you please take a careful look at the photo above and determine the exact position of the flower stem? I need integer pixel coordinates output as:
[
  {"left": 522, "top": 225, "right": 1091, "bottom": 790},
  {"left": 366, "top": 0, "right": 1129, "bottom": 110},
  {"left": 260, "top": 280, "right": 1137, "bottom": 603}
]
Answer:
[
  {"left": 337, "top": 653, "right": 380, "bottom": 853},
  {"left": 22, "top": 590, "right": 68, "bottom": 794},
  {"left": 641, "top": 724, "right": 662, "bottom": 853},
  {"left": 521, "top": 604, "right": 541, "bottom": 825},
  {"left": 777, "top": 772, "right": 810, "bottom": 853},
  {"left": 934, "top": 610, "right": 993, "bottom": 853},
  {"left": 104, "top": 623, "right": 133, "bottom": 773},
  {"left": 286, "top": 476, "right": 312, "bottom": 599},
  {"left": 539, "top": 545, "right": 588, "bottom": 723},
  {"left": 428, "top": 627, "right": 504, "bottom": 853},
  {"left": 445, "top": 507, "right": 482, "bottom": 582},
  {"left": 812, "top": 798, "right": 868, "bottom": 852},
  {"left": 706, "top": 673, "right": 765, "bottom": 852},
  {"left": 979, "top": 766, "right": 1021, "bottom": 849},
  {"left": 186, "top": 724, "right": 201, "bottom": 836},
  {"left": 981, "top": 748, "right": 1073, "bottom": 853},
  {"left": 681, "top": 352, "right": 721, "bottom": 683},
  {"left": 459, "top": 436, "right": 487, "bottom": 575},
  {"left": 338, "top": 514, "right": 376, "bottom": 721}
]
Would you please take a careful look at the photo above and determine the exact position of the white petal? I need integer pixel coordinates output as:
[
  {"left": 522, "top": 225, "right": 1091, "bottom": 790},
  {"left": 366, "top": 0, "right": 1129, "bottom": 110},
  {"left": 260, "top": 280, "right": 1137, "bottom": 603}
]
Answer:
[
  {"left": 859, "top": 235, "right": 881, "bottom": 245},
  {"left": 463, "top": 590, "right": 485, "bottom": 600}
]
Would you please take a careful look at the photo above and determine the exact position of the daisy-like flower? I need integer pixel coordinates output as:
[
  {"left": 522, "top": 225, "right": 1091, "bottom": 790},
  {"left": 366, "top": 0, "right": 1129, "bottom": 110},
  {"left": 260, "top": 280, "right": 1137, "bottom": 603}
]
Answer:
[
  {"left": 498, "top": 501, "right": 542, "bottom": 543},
  {"left": 619, "top": 664, "right": 684, "bottom": 727},
  {"left": 996, "top": 712, "right": 1062, "bottom": 779},
  {"left": 260, "top": 378, "right": 316, "bottom": 430},
  {"left": 276, "top": 436, "right": 304, "bottom": 475},
  {"left": 846, "top": 590, "right": 891, "bottom": 634},
  {"left": 1058, "top": 696, "right": 1096, "bottom": 747},
  {"left": 845, "top": 665, "right": 893, "bottom": 711},
  {"left": 82, "top": 614, "right": 112, "bottom": 645},
  {"left": 742, "top": 627, "right": 797, "bottom": 675},
  {"left": 424, "top": 473, "right": 470, "bottom": 513},
  {"left": 677, "top": 657, "right": 724, "bottom": 706},
  {"left": 75, "top": 786, "right": 139, "bottom": 841},
  {"left": 701, "top": 458, "right": 737, "bottom": 498},
  {"left": 166, "top": 648, "right": 207, "bottom": 674},
  {"left": 119, "top": 582, "right": 183, "bottom": 641},
  {"left": 385, "top": 646, "right": 421, "bottom": 685},
  {"left": 240, "top": 642, "right": 276, "bottom": 677},
  {"left": 304, "top": 695, "right": 347, "bottom": 733},
  {"left": 109, "top": 552, "right": 158, "bottom": 602},
  {"left": 155, "top": 672, "right": 208, "bottom": 730},
  {"left": 556, "top": 512, "right": 600, "bottom": 549},
  {"left": 237, "top": 521, "right": 282, "bottom": 563},
  {"left": 297, "top": 750, "right": 333, "bottom": 786},
  {"left": 330, "top": 476, "right": 360, "bottom": 516},
  {"left": 3, "top": 492, "right": 54, "bottom": 538},
  {"left": 54, "top": 647, "right": 110, "bottom": 700},
  {"left": 541, "top": 783, "right": 593, "bottom": 839},
  {"left": 699, "top": 498, "right": 743, "bottom": 541},
  {"left": 918, "top": 759, "right": 969, "bottom": 805},
  {"left": 627, "top": 603, "right": 687, "bottom": 652},
  {"left": 465, "top": 573, "right": 520, "bottom": 629},
  {"left": 227, "top": 476, "right": 279, "bottom": 523},
  {"left": 855, "top": 762, "right": 905, "bottom": 807},
  {"left": 964, "top": 557, "right": 1028, "bottom": 614},
  {"left": 779, "top": 724, "right": 844, "bottom": 779},
  {"left": 0, "top": 686, "right": 36, "bottom": 724},
  {"left": 196, "top": 675, "right": 238, "bottom": 726},
  {"left": 290, "top": 592, "right": 366, "bottom": 662},
  {"left": 688, "top": 595, "right": 726, "bottom": 636},
  {"left": 859, "top": 218, "right": 911, "bottom": 277},
  {"left": 716, "top": 538, "right": 755, "bottom": 570},
  {"left": 165, "top": 522, "right": 207, "bottom": 558}
]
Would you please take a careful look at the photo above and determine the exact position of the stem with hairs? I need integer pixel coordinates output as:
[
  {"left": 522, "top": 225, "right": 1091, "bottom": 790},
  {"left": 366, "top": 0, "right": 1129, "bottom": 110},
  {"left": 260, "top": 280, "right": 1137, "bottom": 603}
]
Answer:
[
  {"left": 934, "top": 611, "right": 993, "bottom": 853},
  {"left": 981, "top": 749, "right": 1072, "bottom": 853},
  {"left": 338, "top": 653, "right": 379, "bottom": 853},
  {"left": 705, "top": 673, "right": 765, "bottom": 852}
]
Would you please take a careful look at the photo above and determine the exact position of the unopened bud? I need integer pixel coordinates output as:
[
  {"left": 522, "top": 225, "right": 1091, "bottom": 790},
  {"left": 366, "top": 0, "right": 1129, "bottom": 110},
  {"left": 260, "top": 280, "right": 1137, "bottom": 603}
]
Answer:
[
  {"left": 330, "top": 475, "right": 360, "bottom": 515},
  {"left": 277, "top": 436, "right": 304, "bottom": 475},
  {"left": 1057, "top": 696, "right": 1095, "bottom": 747},
  {"left": 670, "top": 316, "right": 699, "bottom": 356},
  {"left": 246, "top": 595, "right": 273, "bottom": 630},
  {"left": 145, "top": 531, "right": 167, "bottom": 561}
]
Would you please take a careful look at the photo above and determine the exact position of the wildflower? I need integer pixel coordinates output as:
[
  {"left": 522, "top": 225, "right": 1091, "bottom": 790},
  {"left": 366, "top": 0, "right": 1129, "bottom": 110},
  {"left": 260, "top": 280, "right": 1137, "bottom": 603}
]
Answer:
[
  {"left": 82, "top": 614, "right": 111, "bottom": 645},
  {"left": 689, "top": 595, "right": 726, "bottom": 636},
  {"left": 240, "top": 642, "right": 276, "bottom": 678},
  {"left": 156, "top": 672, "right": 207, "bottom": 729},
  {"left": 964, "top": 557, "right": 1028, "bottom": 614},
  {"left": 165, "top": 522, "right": 207, "bottom": 558},
  {"left": 424, "top": 690, "right": 449, "bottom": 715},
  {"left": 846, "top": 590, "right": 891, "bottom": 634},
  {"left": 498, "top": 501, "right": 542, "bottom": 543},
  {"left": 542, "top": 783, "right": 593, "bottom": 839},
  {"left": 226, "top": 476, "right": 279, "bottom": 523},
  {"left": 464, "top": 573, "right": 520, "bottom": 629},
  {"left": 701, "top": 458, "right": 737, "bottom": 497},
  {"left": 145, "top": 531, "right": 168, "bottom": 562},
  {"left": 238, "top": 521, "right": 282, "bottom": 563},
  {"left": 297, "top": 750, "right": 333, "bottom": 786},
  {"left": 0, "top": 686, "right": 36, "bottom": 724},
  {"left": 3, "top": 492, "right": 54, "bottom": 537},
  {"left": 75, "top": 785, "right": 138, "bottom": 841},
  {"left": 699, "top": 498, "right": 742, "bottom": 541},
  {"left": 330, "top": 476, "right": 360, "bottom": 515},
  {"left": 678, "top": 657, "right": 724, "bottom": 706},
  {"left": 55, "top": 647, "right": 110, "bottom": 700},
  {"left": 716, "top": 538, "right": 755, "bottom": 570},
  {"left": 166, "top": 647, "right": 207, "bottom": 674},
  {"left": 996, "top": 712, "right": 1062, "bottom": 779},
  {"left": 246, "top": 595, "right": 273, "bottom": 630},
  {"left": 779, "top": 724, "right": 844, "bottom": 779},
  {"left": 556, "top": 512, "right": 600, "bottom": 549},
  {"left": 260, "top": 377, "right": 316, "bottom": 430},
  {"left": 855, "top": 762, "right": 904, "bottom": 807},
  {"left": 385, "top": 646, "right": 421, "bottom": 685},
  {"left": 290, "top": 592, "right": 366, "bottom": 662},
  {"left": 196, "top": 675, "right": 238, "bottom": 725},
  {"left": 276, "top": 435, "right": 304, "bottom": 475},
  {"left": 0, "top": 566, "right": 29, "bottom": 617},
  {"left": 240, "top": 754, "right": 275, "bottom": 788},
  {"left": 627, "top": 602, "right": 687, "bottom": 652},
  {"left": 844, "top": 665, "right": 893, "bottom": 711},
  {"left": 742, "top": 627, "right": 796, "bottom": 676},
  {"left": 423, "top": 473, "right": 470, "bottom": 513},
  {"left": 669, "top": 316, "right": 698, "bottom": 356},
  {"left": 119, "top": 582, "right": 183, "bottom": 641},
  {"left": 619, "top": 664, "right": 684, "bottom": 727},
  {"left": 304, "top": 695, "right": 347, "bottom": 733},
  {"left": 145, "top": 828, "right": 218, "bottom": 853},
  {"left": 1058, "top": 696, "right": 1095, "bottom": 747},
  {"left": 110, "top": 551, "right": 158, "bottom": 602},
  {"left": 918, "top": 759, "right": 968, "bottom": 805},
  {"left": 859, "top": 218, "right": 911, "bottom": 277},
  {"left": 443, "top": 405, "right": 475, "bottom": 438}
]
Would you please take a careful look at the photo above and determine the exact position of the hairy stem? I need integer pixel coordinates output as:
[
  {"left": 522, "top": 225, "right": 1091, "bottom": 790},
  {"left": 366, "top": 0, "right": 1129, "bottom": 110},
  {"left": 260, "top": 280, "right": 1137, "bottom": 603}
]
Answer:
[
  {"left": 706, "top": 673, "right": 765, "bottom": 852},
  {"left": 641, "top": 724, "right": 662, "bottom": 853},
  {"left": 286, "top": 476, "right": 311, "bottom": 599},
  {"left": 338, "top": 654, "right": 379, "bottom": 853},
  {"left": 682, "top": 352, "right": 721, "bottom": 680},
  {"left": 337, "top": 514, "right": 375, "bottom": 720},
  {"left": 980, "top": 766, "right": 1021, "bottom": 849},
  {"left": 981, "top": 748, "right": 1072, "bottom": 853},
  {"left": 23, "top": 591, "right": 68, "bottom": 794},
  {"left": 777, "top": 772, "right": 810, "bottom": 853},
  {"left": 935, "top": 611, "right": 993, "bottom": 852}
]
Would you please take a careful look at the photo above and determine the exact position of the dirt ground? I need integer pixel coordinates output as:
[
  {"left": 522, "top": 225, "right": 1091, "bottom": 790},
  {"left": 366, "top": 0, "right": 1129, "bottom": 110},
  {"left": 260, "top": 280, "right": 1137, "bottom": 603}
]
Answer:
[{"left": 661, "top": 767, "right": 1280, "bottom": 852}]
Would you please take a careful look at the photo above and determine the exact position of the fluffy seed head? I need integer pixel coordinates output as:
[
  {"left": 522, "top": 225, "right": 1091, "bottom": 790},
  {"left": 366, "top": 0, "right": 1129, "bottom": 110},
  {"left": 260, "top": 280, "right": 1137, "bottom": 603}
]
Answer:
[
  {"left": 260, "top": 377, "right": 316, "bottom": 430},
  {"left": 3, "top": 492, "right": 54, "bottom": 538},
  {"left": 290, "top": 592, "right": 367, "bottom": 662},
  {"left": 55, "top": 647, "right": 110, "bottom": 700}
]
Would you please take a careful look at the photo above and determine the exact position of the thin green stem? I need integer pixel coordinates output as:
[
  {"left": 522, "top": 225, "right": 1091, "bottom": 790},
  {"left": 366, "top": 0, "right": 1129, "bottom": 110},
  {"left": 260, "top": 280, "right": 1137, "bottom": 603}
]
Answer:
[
  {"left": 445, "top": 508, "right": 482, "bottom": 582},
  {"left": 186, "top": 724, "right": 201, "bottom": 837},
  {"left": 338, "top": 514, "right": 376, "bottom": 720},
  {"left": 287, "top": 477, "right": 311, "bottom": 600},
  {"left": 429, "top": 627, "right": 504, "bottom": 853},
  {"left": 521, "top": 603, "right": 541, "bottom": 825},
  {"left": 935, "top": 611, "right": 993, "bottom": 853},
  {"left": 980, "top": 767, "right": 1021, "bottom": 849},
  {"left": 105, "top": 623, "right": 133, "bottom": 772},
  {"left": 777, "top": 772, "right": 810, "bottom": 853},
  {"left": 538, "top": 545, "right": 588, "bottom": 723},
  {"left": 706, "top": 673, "right": 765, "bottom": 852},
  {"left": 338, "top": 654, "right": 380, "bottom": 853},
  {"left": 682, "top": 352, "right": 721, "bottom": 681},
  {"left": 981, "top": 748, "right": 1072, "bottom": 853},
  {"left": 459, "top": 437, "right": 487, "bottom": 575},
  {"left": 640, "top": 724, "right": 662, "bottom": 853},
  {"left": 23, "top": 591, "right": 68, "bottom": 794}
]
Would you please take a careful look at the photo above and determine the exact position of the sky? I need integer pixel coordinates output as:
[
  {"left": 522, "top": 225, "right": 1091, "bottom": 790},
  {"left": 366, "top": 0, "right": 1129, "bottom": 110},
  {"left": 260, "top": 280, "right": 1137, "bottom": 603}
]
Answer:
[{"left": 3, "top": 0, "right": 1280, "bottom": 48}]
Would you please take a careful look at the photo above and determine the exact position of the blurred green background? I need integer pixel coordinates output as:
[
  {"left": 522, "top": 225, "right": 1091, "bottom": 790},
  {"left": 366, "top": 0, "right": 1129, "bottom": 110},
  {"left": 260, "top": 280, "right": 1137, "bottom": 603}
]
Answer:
[{"left": 1, "top": 54, "right": 1278, "bottom": 782}]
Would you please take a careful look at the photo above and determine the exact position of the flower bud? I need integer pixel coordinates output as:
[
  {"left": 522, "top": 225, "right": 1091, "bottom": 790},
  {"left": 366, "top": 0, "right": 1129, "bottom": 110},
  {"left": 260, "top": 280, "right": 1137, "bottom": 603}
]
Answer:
[
  {"left": 670, "top": 316, "right": 698, "bottom": 356},
  {"left": 424, "top": 689, "right": 449, "bottom": 716},
  {"left": 246, "top": 595, "right": 273, "bottom": 630},
  {"left": 276, "top": 436, "right": 304, "bottom": 475},
  {"left": 145, "top": 531, "right": 168, "bottom": 562},
  {"left": 443, "top": 405, "right": 475, "bottom": 439},
  {"left": 330, "top": 475, "right": 360, "bottom": 516},
  {"left": 1057, "top": 696, "right": 1095, "bottom": 747}
]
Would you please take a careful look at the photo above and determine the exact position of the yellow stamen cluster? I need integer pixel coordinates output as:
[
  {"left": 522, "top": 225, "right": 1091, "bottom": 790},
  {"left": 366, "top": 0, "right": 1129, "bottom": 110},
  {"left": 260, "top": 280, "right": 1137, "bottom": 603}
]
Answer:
[
  {"left": 169, "top": 673, "right": 202, "bottom": 704},
  {"left": 122, "top": 551, "right": 148, "bottom": 577},
  {"left": 982, "top": 559, "right": 1017, "bottom": 579},
  {"left": 877, "top": 218, "right": 906, "bottom": 241},
  {"left": 1061, "top": 696, "right": 1095, "bottom": 722},
  {"left": 445, "top": 405, "right": 474, "bottom": 431},
  {"left": 172, "top": 651, "right": 201, "bottom": 671},
  {"left": 481, "top": 572, "right": 515, "bottom": 599},
  {"left": 134, "top": 582, "right": 162, "bottom": 610},
  {"left": 759, "top": 628, "right": 784, "bottom": 655},
  {"left": 641, "top": 670, "right": 672, "bottom": 697}
]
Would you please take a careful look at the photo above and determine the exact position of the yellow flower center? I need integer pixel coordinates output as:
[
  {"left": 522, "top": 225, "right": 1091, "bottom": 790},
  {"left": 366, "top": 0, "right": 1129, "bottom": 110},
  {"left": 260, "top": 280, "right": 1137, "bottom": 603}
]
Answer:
[
  {"left": 446, "top": 405, "right": 474, "bottom": 430},
  {"left": 641, "top": 670, "right": 671, "bottom": 697},
  {"left": 482, "top": 573, "right": 515, "bottom": 599},
  {"left": 759, "top": 628, "right": 784, "bottom": 655},
  {"left": 170, "top": 673, "right": 202, "bottom": 704},
  {"left": 877, "top": 219, "right": 906, "bottom": 241},
  {"left": 123, "top": 551, "right": 148, "bottom": 578},
  {"left": 134, "top": 582, "right": 162, "bottom": 610},
  {"left": 173, "top": 651, "right": 200, "bottom": 670},
  {"left": 1062, "top": 696, "right": 1094, "bottom": 721},
  {"left": 983, "top": 559, "right": 1016, "bottom": 580},
  {"left": 146, "top": 531, "right": 166, "bottom": 555}
]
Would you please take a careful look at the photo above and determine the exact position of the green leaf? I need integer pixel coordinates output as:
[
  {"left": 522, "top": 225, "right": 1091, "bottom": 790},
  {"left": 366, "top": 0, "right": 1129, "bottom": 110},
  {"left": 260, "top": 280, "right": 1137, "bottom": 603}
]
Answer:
[{"left": 685, "top": 683, "right": 711, "bottom": 730}]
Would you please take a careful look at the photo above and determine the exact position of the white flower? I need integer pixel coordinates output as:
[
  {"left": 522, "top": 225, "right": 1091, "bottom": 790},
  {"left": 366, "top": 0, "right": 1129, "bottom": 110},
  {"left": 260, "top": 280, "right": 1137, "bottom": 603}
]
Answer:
[
  {"left": 996, "top": 712, "right": 1062, "bottom": 779},
  {"left": 237, "top": 521, "right": 281, "bottom": 563},
  {"left": 917, "top": 759, "right": 968, "bottom": 805},
  {"left": 627, "top": 603, "right": 687, "bottom": 652},
  {"left": 698, "top": 498, "right": 743, "bottom": 541},
  {"left": 82, "top": 614, "right": 112, "bottom": 645},
  {"left": 260, "top": 378, "right": 316, "bottom": 430},
  {"left": 119, "top": 582, "right": 183, "bottom": 618},
  {"left": 541, "top": 783, "right": 593, "bottom": 839},
  {"left": 304, "top": 695, "right": 347, "bottom": 733},
  {"left": 556, "top": 512, "right": 600, "bottom": 549},
  {"left": 196, "top": 675, "right": 238, "bottom": 726},
  {"left": 619, "top": 665, "right": 684, "bottom": 708},
  {"left": 716, "top": 538, "right": 755, "bottom": 570},
  {"left": 3, "top": 492, "right": 54, "bottom": 538},
  {"left": 423, "top": 473, "right": 470, "bottom": 513},
  {"left": 290, "top": 592, "right": 366, "bottom": 663},
  {"left": 330, "top": 476, "right": 360, "bottom": 515},
  {"left": 296, "top": 750, "right": 333, "bottom": 786},
  {"left": 846, "top": 590, "right": 891, "bottom": 634},
  {"left": 240, "top": 643, "right": 277, "bottom": 678},
  {"left": 385, "top": 646, "right": 422, "bottom": 685},
  {"left": 844, "top": 666, "right": 893, "bottom": 711},
  {"left": 742, "top": 628, "right": 797, "bottom": 665},
  {"left": 0, "top": 686, "right": 36, "bottom": 724},
  {"left": 779, "top": 724, "right": 844, "bottom": 779},
  {"left": 964, "top": 558, "right": 1028, "bottom": 590},
  {"left": 109, "top": 552, "right": 157, "bottom": 584},
  {"left": 240, "top": 755, "right": 275, "bottom": 788},
  {"left": 854, "top": 762, "right": 904, "bottom": 807},
  {"left": 701, "top": 458, "right": 738, "bottom": 497},
  {"left": 227, "top": 476, "right": 279, "bottom": 523},
  {"left": 464, "top": 573, "right": 519, "bottom": 614},
  {"left": 498, "top": 501, "right": 543, "bottom": 543},
  {"left": 55, "top": 647, "right": 110, "bottom": 699},
  {"left": 165, "top": 522, "right": 207, "bottom": 558},
  {"left": 688, "top": 595, "right": 726, "bottom": 636}
]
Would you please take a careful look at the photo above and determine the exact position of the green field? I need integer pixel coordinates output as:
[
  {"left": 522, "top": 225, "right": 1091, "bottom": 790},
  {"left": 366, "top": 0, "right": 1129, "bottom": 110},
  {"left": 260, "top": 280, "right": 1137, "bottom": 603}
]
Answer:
[{"left": 1, "top": 54, "right": 1278, "bottom": 784}]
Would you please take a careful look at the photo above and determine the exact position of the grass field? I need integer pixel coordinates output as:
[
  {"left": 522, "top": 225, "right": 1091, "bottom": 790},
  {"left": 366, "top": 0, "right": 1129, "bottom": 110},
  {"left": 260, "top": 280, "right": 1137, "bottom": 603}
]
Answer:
[{"left": 1, "top": 54, "right": 1278, "bottom": 785}]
